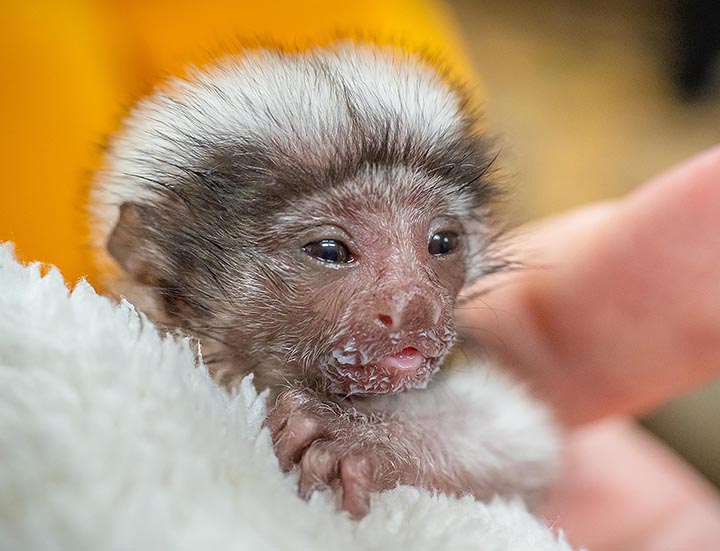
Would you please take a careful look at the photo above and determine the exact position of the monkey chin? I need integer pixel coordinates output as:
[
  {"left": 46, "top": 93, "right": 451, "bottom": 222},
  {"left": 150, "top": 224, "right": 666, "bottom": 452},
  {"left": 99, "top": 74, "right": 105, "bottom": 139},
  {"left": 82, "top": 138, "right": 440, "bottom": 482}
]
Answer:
[{"left": 322, "top": 347, "right": 442, "bottom": 397}]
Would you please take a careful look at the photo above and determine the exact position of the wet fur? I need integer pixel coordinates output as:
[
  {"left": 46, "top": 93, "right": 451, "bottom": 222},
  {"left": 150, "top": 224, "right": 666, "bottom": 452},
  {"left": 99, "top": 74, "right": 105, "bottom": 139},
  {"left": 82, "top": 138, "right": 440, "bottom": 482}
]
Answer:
[{"left": 91, "top": 42, "right": 558, "bottom": 517}]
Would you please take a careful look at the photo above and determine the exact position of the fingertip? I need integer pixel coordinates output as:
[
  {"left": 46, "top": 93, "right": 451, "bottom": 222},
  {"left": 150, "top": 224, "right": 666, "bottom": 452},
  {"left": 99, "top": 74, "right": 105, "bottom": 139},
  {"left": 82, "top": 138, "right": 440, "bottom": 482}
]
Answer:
[
  {"left": 298, "top": 443, "right": 338, "bottom": 499},
  {"left": 340, "top": 456, "right": 372, "bottom": 519}
]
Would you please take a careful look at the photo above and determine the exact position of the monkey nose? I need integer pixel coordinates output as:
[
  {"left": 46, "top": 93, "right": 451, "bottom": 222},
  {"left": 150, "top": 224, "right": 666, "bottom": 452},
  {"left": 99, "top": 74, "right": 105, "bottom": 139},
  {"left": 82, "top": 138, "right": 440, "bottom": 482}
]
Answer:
[
  {"left": 375, "top": 291, "right": 441, "bottom": 330},
  {"left": 377, "top": 313, "right": 394, "bottom": 328}
]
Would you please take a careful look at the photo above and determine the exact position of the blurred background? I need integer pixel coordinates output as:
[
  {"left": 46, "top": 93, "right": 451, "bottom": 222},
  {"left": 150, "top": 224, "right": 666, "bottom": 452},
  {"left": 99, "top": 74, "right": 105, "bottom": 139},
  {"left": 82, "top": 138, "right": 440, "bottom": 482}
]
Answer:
[
  {"left": 1, "top": 0, "right": 718, "bottom": 498},
  {"left": 447, "top": 0, "right": 720, "bottom": 495}
]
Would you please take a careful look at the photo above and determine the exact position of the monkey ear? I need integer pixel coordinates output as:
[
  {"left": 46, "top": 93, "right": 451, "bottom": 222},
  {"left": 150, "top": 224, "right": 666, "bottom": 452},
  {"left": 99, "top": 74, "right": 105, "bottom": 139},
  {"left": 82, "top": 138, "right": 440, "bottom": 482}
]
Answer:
[{"left": 107, "top": 203, "right": 156, "bottom": 283}]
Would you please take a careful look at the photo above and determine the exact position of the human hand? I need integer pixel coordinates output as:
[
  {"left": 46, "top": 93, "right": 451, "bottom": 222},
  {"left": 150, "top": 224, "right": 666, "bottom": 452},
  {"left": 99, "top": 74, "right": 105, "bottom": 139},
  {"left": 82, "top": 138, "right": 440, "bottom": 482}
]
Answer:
[{"left": 458, "top": 146, "right": 720, "bottom": 550}]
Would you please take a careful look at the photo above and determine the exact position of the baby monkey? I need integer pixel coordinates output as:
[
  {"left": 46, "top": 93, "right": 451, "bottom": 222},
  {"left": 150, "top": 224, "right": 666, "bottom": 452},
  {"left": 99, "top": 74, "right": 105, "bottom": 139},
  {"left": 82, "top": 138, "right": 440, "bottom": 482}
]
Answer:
[{"left": 92, "top": 43, "right": 557, "bottom": 518}]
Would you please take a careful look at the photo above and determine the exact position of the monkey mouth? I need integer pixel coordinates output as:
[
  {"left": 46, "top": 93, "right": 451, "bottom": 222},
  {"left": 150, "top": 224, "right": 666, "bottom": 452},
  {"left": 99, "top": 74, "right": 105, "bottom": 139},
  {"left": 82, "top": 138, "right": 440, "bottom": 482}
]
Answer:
[
  {"left": 378, "top": 347, "right": 425, "bottom": 372},
  {"left": 323, "top": 344, "right": 443, "bottom": 396}
]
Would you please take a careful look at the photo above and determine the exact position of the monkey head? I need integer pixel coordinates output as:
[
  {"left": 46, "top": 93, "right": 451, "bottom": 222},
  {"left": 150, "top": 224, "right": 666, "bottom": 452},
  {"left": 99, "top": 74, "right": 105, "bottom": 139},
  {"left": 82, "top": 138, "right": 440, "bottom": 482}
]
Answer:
[{"left": 92, "top": 44, "right": 499, "bottom": 396}]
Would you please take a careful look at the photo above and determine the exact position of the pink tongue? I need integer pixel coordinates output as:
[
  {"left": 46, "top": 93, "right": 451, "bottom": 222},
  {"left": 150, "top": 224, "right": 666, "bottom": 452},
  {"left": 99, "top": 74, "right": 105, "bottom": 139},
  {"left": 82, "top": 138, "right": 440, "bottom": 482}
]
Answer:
[{"left": 378, "top": 347, "right": 424, "bottom": 372}]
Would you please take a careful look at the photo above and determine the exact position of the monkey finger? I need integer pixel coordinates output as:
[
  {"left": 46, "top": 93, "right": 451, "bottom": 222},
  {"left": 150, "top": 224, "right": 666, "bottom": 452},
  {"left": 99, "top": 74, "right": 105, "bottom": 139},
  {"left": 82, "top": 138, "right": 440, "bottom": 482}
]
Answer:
[
  {"left": 264, "top": 389, "right": 313, "bottom": 439},
  {"left": 298, "top": 441, "right": 340, "bottom": 500},
  {"left": 339, "top": 454, "right": 374, "bottom": 519},
  {"left": 274, "top": 413, "right": 325, "bottom": 471}
]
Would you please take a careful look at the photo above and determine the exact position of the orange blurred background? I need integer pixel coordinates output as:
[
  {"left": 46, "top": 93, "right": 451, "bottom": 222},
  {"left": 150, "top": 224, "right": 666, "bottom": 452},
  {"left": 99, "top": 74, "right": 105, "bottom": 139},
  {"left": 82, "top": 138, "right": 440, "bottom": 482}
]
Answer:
[{"left": 0, "top": 0, "right": 471, "bottom": 287}]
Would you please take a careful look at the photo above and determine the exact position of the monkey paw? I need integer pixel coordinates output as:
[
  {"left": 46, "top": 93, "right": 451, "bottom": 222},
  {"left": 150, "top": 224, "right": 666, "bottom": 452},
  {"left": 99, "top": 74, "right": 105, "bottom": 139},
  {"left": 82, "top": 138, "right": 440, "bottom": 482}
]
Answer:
[{"left": 266, "top": 389, "right": 412, "bottom": 519}]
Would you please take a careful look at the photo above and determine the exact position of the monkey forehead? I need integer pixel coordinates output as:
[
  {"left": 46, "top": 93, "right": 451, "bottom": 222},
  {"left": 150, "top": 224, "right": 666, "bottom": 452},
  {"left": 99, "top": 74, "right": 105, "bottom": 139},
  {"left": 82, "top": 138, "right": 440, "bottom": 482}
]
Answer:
[{"left": 276, "top": 164, "right": 470, "bottom": 224}]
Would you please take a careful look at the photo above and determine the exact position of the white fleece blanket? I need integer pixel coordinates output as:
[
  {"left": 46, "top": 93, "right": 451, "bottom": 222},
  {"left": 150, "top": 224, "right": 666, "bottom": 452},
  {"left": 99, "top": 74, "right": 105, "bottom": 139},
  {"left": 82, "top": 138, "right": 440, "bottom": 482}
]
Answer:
[{"left": 0, "top": 243, "right": 573, "bottom": 551}]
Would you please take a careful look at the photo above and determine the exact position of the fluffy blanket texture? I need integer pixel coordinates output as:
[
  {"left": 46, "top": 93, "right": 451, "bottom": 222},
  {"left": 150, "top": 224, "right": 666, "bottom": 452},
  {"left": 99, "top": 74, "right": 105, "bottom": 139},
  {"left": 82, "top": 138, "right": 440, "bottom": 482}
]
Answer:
[{"left": 0, "top": 243, "right": 573, "bottom": 551}]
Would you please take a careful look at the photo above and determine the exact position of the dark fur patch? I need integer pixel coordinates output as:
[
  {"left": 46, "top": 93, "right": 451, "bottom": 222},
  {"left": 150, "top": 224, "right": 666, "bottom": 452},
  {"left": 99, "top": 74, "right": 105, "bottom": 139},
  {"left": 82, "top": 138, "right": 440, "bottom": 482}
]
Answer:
[{"left": 103, "top": 46, "right": 501, "bottom": 383}]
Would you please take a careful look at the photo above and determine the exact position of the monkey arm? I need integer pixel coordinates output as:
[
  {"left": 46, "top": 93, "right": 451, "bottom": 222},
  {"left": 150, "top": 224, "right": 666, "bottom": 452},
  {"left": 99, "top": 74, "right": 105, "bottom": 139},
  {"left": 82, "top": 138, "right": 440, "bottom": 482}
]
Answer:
[
  {"left": 267, "top": 364, "right": 559, "bottom": 518},
  {"left": 362, "top": 364, "right": 560, "bottom": 506}
]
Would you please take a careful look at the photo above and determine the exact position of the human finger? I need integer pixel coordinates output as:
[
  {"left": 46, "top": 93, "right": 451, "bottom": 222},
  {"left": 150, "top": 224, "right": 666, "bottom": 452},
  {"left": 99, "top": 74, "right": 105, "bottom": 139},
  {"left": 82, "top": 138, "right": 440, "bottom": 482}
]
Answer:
[
  {"left": 540, "top": 418, "right": 720, "bottom": 551},
  {"left": 459, "top": 145, "right": 720, "bottom": 424}
]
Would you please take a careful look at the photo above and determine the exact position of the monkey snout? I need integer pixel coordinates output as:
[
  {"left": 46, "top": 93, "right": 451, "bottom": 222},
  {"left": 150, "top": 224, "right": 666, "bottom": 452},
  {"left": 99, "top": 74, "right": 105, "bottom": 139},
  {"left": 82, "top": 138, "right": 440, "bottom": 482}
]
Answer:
[{"left": 373, "top": 289, "right": 442, "bottom": 331}]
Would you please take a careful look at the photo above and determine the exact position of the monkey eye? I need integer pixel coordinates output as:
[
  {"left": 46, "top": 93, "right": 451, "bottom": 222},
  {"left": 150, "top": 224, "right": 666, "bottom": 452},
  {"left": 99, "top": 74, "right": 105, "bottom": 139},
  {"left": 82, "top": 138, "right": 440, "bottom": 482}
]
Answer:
[
  {"left": 303, "top": 239, "right": 353, "bottom": 264},
  {"left": 428, "top": 231, "right": 459, "bottom": 256}
]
